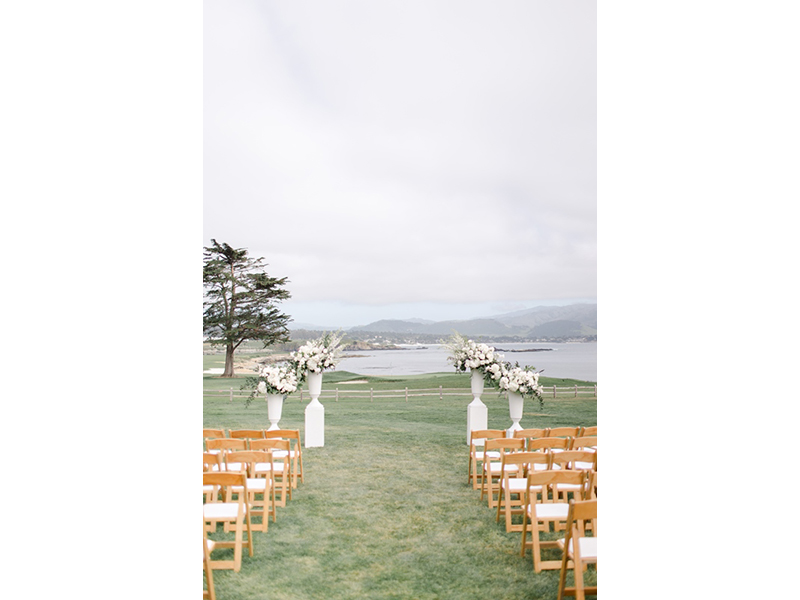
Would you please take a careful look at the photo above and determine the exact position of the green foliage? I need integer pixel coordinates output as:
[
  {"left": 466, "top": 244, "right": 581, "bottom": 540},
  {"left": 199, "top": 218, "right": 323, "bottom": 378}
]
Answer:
[{"left": 203, "top": 239, "right": 292, "bottom": 376}]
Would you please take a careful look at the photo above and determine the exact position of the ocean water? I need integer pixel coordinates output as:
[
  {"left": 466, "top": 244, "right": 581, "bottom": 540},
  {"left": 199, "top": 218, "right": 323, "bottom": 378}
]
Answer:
[{"left": 337, "top": 342, "right": 597, "bottom": 382}]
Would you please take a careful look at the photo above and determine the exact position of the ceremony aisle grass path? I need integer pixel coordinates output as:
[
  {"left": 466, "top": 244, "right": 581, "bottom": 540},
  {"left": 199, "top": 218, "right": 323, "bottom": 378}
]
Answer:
[{"left": 203, "top": 371, "right": 597, "bottom": 600}]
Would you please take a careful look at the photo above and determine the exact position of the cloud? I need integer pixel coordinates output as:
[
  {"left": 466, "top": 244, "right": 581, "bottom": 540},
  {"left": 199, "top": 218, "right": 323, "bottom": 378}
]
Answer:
[{"left": 204, "top": 1, "right": 596, "bottom": 309}]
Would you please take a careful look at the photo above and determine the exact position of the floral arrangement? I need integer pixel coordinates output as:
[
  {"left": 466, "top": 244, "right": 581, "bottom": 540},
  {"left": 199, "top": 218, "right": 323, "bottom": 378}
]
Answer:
[
  {"left": 498, "top": 364, "right": 544, "bottom": 407},
  {"left": 444, "top": 332, "right": 505, "bottom": 385},
  {"left": 256, "top": 363, "right": 299, "bottom": 395},
  {"left": 444, "top": 332, "right": 544, "bottom": 406},
  {"left": 242, "top": 362, "right": 298, "bottom": 407},
  {"left": 289, "top": 331, "right": 344, "bottom": 376}
]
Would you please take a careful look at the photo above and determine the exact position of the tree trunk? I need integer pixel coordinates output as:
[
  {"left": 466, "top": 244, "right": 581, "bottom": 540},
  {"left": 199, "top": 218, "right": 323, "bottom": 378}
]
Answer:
[{"left": 221, "top": 344, "right": 236, "bottom": 377}]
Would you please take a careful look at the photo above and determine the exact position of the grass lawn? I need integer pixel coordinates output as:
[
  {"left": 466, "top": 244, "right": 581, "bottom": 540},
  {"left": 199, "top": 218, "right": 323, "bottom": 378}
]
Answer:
[{"left": 204, "top": 370, "right": 597, "bottom": 600}]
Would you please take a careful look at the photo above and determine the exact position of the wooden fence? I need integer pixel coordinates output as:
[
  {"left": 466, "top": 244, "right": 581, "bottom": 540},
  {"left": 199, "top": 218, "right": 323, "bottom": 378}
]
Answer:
[{"left": 204, "top": 384, "right": 597, "bottom": 403}]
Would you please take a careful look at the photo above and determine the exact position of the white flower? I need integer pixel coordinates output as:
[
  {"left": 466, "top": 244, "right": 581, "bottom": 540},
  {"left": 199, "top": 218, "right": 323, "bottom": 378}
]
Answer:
[
  {"left": 255, "top": 363, "right": 299, "bottom": 395},
  {"left": 289, "top": 332, "right": 343, "bottom": 377}
]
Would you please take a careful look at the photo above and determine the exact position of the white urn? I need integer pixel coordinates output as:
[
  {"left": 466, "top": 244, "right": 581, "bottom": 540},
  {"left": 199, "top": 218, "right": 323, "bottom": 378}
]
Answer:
[
  {"left": 266, "top": 393, "right": 284, "bottom": 431},
  {"left": 507, "top": 391, "right": 524, "bottom": 435}
]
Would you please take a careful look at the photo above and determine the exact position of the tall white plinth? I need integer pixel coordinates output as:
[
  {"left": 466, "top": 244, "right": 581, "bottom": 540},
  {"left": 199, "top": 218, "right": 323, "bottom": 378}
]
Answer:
[
  {"left": 304, "top": 398, "right": 325, "bottom": 447},
  {"left": 305, "top": 371, "right": 325, "bottom": 448},
  {"left": 467, "top": 399, "right": 488, "bottom": 444},
  {"left": 467, "top": 369, "right": 488, "bottom": 444}
]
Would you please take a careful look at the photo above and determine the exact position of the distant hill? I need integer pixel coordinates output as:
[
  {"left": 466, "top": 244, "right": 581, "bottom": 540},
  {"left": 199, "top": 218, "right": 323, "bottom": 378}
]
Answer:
[
  {"left": 348, "top": 304, "right": 597, "bottom": 340},
  {"left": 289, "top": 322, "right": 343, "bottom": 331},
  {"left": 493, "top": 303, "right": 597, "bottom": 330},
  {"left": 351, "top": 319, "right": 430, "bottom": 333}
]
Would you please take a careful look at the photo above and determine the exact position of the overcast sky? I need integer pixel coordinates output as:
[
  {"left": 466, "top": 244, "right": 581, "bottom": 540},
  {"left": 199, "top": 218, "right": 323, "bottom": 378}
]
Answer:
[{"left": 204, "top": 1, "right": 596, "bottom": 328}]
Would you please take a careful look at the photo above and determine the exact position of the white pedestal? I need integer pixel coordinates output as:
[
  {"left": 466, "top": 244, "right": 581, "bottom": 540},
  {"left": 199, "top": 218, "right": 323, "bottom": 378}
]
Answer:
[
  {"left": 304, "top": 398, "right": 325, "bottom": 447},
  {"left": 304, "top": 371, "right": 325, "bottom": 447},
  {"left": 467, "top": 398, "right": 488, "bottom": 444},
  {"left": 467, "top": 369, "right": 487, "bottom": 444}
]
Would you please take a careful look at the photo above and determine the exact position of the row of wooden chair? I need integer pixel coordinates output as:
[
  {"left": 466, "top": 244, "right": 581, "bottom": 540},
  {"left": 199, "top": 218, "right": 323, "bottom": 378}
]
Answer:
[
  {"left": 203, "top": 470, "right": 256, "bottom": 576},
  {"left": 468, "top": 427, "right": 597, "bottom": 489},
  {"left": 204, "top": 428, "right": 304, "bottom": 489},
  {"left": 205, "top": 438, "right": 294, "bottom": 507},
  {"left": 203, "top": 428, "right": 307, "bottom": 596},
  {"left": 467, "top": 426, "right": 598, "bottom": 599},
  {"left": 491, "top": 447, "right": 597, "bottom": 532}
]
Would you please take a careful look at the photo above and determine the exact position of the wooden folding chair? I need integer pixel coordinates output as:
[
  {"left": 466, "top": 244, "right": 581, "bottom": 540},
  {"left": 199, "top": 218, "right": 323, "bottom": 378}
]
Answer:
[
  {"left": 580, "top": 426, "right": 597, "bottom": 436},
  {"left": 495, "top": 450, "right": 552, "bottom": 532},
  {"left": 570, "top": 436, "right": 597, "bottom": 451},
  {"left": 206, "top": 438, "right": 247, "bottom": 471},
  {"left": 513, "top": 428, "right": 549, "bottom": 450},
  {"left": 203, "top": 472, "right": 254, "bottom": 573},
  {"left": 203, "top": 522, "right": 216, "bottom": 600},
  {"left": 557, "top": 499, "right": 597, "bottom": 600},
  {"left": 225, "top": 450, "right": 276, "bottom": 532},
  {"left": 264, "top": 429, "right": 304, "bottom": 488},
  {"left": 468, "top": 429, "right": 506, "bottom": 490},
  {"left": 548, "top": 427, "right": 582, "bottom": 439},
  {"left": 550, "top": 451, "right": 596, "bottom": 502},
  {"left": 528, "top": 436, "right": 570, "bottom": 456},
  {"left": 203, "top": 453, "right": 223, "bottom": 502},
  {"left": 229, "top": 429, "right": 266, "bottom": 445},
  {"left": 481, "top": 437, "right": 525, "bottom": 508},
  {"left": 203, "top": 429, "right": 227, "bottom": 452},
  {"left": 521, "top": 469, "right": 589, "bottom": 572},
  {"left": 249, "top": 438, "right": 292, "bottom": 508}
]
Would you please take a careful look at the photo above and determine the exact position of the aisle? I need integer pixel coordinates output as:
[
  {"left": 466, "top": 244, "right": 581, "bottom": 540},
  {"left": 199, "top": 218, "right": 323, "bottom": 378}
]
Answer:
[{"left": 211, "top": 433, "right": 539, "bottom": 600}]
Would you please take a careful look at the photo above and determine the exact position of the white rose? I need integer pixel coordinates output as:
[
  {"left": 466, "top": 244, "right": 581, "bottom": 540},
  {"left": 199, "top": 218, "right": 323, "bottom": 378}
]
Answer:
[{"left": 257, "top": 381, "right": 267, "bottom": 394}]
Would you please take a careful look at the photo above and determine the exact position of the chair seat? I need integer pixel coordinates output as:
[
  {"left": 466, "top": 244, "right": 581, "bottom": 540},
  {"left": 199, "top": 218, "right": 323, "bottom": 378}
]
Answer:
[
  {"left": 203, "top": 502, "right": 247, "bottom": 520},
  {"left": 557, "top": 483, "right": 584, "bottom": 491},
  {"left": 254, "top": 462, "right": 286, "bottom": 473},
  {"left": 556, "top": 536, "right": 597, "bottom": 560},
  {"left": 531, "top": 502, "right": 570, "bottom": 519},
  {"left": 575, "top": 461, "right": 594, "bottom": 469},
  {"left": 502, "top": 477, "right": 528, "bottom": 491},
  {"left": 485, "top": 463, "right": 520, "bottom": 474},
  {"left": 474, "top": 450, "right": 502, "bottom": 460},
  {"left": 232, "top": 479, "right": 269, "bottom": 492}
]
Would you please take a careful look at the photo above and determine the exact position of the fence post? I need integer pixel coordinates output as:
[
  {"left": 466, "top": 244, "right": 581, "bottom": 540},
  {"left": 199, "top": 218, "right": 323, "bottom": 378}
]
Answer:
[
  {"left": 336, "top": 388, "right": 339, "bottom": 402},
  {"left": 439, "top": 385, "right": 442, "bottom": 400},
  {"left": 370, "top": 388, "right": 373, "bottom": 402},
  {"left": 575, "top": 385, "right": 578, "bottom": 398},
  {"left": 553, "top": 385, "right": 557, "bottom": 398},
  {"left": 229, "top": 387, "right": 232, "bottom": 403},
  {"left": 594, "top": 384, "right": 597, "bottom": 397},
  {"left": 405, "top": 387, "right": 408, "bottom": 402}
]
